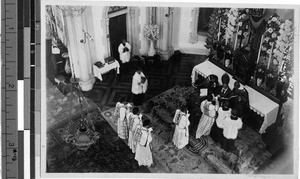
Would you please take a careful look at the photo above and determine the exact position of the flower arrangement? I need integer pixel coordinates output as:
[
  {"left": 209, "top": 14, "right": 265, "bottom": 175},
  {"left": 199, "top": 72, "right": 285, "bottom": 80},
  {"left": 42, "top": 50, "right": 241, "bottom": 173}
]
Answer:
[
  {"left": 224, "top": 8, "right": 239, "bottom": 45},
  {"left": 273, "top": 19, "right": 294, "bottom": 74},
  {"left": 259, "top": 13, "right": 281, "bottom": 68},
  {"left": 205, "top": 8, "right": 229, "bottom": 60},
  {"left": 144, "top": 24, "right": 160, "bottom": 41},
  {"left": 236, "top": 9, "right": 251, "bottom": 44}
]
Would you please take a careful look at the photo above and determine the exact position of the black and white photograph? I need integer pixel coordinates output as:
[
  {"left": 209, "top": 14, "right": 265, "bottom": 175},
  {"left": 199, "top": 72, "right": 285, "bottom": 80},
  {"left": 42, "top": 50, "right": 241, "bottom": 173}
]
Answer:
[{"left": 40, "top": 0, "right": 298, "bottom": 178}]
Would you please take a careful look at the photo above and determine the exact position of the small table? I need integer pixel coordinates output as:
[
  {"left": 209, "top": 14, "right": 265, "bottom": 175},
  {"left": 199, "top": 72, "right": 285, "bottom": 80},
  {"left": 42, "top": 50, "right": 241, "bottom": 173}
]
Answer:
[{"left": 93, "top": 60, "right": 120, "bottom": 81}]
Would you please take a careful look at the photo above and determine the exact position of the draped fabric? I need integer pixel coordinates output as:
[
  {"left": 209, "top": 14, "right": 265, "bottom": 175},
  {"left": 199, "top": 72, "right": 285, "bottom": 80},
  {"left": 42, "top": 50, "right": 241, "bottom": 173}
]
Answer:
[
  {"left": 127, "top": 113, "right": 142, "bottom": 153},
  {"left": 196, "top": 100, "right": 216, "bottom": 139},
  {"left": 114, "top": 102, "right": 125, "bottom": 119},
  {"left": 51, "top": 6, "right": 67, "bottom": 46},
  {"left": 172, "top": 109, "right": 190, "bottom": 149},
  {"left": 117, "top": 107, "right": 128, "bottom": 139},
  {"left": 134, "top": 127, "right": 153, "bottom": 167}
]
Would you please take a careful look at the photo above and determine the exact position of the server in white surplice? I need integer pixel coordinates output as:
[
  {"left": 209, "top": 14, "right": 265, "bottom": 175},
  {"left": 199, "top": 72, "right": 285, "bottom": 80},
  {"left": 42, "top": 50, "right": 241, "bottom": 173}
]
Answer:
[
  {"left": 131, "top": 68, "right": 148, "bottom": 106},
  {"left": 134, "top": 119, "right": 153, "bottom": 167},
  {"left": 172, "top": 109, "right": 190, "bottom": 149},
  {"left": 118, "top": 39, "right": 131, "bottom": 63}
]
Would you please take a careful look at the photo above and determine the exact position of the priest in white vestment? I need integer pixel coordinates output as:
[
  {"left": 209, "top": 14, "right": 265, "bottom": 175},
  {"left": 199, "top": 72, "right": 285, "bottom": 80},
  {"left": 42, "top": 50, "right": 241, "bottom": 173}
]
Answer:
[
  {"left": 196, "top": 94, "right": 217, "bottom": 139},
  {"left": 127, "top": 107, "right": 142, "bottom": 153},
  {"left": 117, "top": 106, "right": 128, "bottom": 139},
  {"left": 114, "top": 97, "right": 126, "bottom": 118},
  {"left": 131, "top": 68, "right": 147, "bottom": 106},
  {"left": 172, "top": 109, "right": 190, "bottom": 149},
  {"left": 134, "top": 119, "right": 153, "bottom": 167},
  {"left": 118, "top": 39, "right": 131, "bottom": 63}
]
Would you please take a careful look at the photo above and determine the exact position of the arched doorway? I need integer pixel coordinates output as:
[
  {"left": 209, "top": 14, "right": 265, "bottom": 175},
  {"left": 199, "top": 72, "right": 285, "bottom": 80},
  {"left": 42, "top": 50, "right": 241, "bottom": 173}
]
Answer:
[{"left": 107, "top": 7, "right": 128, "bottom": 61}]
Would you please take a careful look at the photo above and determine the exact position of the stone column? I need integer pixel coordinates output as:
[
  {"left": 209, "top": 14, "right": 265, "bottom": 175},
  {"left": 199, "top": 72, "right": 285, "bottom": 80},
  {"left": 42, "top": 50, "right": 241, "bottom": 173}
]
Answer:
[
  {"left": 158, "top": 7, "right": 174, "bottom": 60},
  {"left": 189, "top": 8, "right": 199, "bottom": 44},
  {"left": 61, "top": 6, "right": 95, "bottom": 91},
  {"left": 138, "top": 7, "right": 150, "bottom": 55},
  {"left": 91, "top": 6, "right": 105, "bottom": 63}
]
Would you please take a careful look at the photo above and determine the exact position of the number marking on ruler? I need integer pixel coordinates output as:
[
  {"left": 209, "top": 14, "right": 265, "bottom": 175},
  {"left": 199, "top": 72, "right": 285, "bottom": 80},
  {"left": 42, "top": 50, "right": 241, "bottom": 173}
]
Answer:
[{"left": 1, "top": 0, "right": 18, "bottom": 179}]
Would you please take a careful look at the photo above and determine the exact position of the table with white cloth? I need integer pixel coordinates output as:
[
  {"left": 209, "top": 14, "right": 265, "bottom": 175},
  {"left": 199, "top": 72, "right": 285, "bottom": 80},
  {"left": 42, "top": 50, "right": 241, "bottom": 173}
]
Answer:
[
  {"left": 93, "top": 60, "right": 120, "bottom": 81},
  {"left": 191, "top": 60, "right": 279, "bottom": 134}
]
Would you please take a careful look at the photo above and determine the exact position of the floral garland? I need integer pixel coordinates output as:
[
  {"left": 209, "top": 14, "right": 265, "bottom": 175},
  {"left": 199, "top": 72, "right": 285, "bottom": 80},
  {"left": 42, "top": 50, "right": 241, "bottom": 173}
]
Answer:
[
  {"left": 205, "top": 8, "right": 229, "bottom": 59},
  {"left": 236, "top": 9, "right": 251, "bottom": 43},
  {"left": 259, "top": 13, "right": 281, "bottom": 68},
  {"left": 224, "top": 8, "right": 239, "bottom": 45},
  {"left": 273, "top": 19, "right": 294, "bottom": 74},
  {"left": 144, "top": 24, "right": 160, "bottom": 40}
]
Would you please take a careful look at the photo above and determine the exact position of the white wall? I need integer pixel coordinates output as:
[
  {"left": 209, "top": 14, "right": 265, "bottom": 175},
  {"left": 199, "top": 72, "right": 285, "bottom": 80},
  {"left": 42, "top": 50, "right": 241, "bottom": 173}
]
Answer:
[
  {"left": 172, "top": 7, "right": 209, "bottom": 55},
  {"left": 91, "top": 6, "right": 107, "bottom": 63},
  {"left": 139, "top": 7, "right": 150, "bottom": 55}
]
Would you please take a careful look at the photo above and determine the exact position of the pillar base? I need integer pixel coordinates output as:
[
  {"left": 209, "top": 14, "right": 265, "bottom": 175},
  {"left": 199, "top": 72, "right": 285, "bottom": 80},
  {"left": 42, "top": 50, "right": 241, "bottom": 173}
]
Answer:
[
  {"left": 157, "top": 47, "right": 174, "bottom": 61},
  {"left": 79, "top": 76, "right": 96, "bottom": 91}
]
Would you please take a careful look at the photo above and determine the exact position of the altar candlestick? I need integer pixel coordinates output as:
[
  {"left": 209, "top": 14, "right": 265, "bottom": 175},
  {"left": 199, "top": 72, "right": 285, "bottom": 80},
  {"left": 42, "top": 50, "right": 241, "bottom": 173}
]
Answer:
[
  {"left": 234, "top": 25, "right": 239, "bottom": 50},
  {"left": 256, "top": 34, "right": 264, "bottom": 64},
  {"left": 267, "top": 43, "right": 274, "bottom": 69},
  {"left": 225, "top": 19, "right": 230, "bottom": 45},
  {"left": 217, "top": 18, "right": 221, "bottom": 41}
]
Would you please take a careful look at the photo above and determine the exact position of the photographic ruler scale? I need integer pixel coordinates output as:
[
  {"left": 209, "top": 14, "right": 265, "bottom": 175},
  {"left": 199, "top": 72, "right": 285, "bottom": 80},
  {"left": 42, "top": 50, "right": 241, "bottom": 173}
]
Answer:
[{"left": 1, "top": 0, "right": 18, "bottom": 178}]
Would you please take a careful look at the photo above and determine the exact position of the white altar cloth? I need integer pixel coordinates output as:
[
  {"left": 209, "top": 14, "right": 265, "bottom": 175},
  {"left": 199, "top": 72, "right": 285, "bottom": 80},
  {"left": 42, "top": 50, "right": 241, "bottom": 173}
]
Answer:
[
  {"left": 191, "top": 60, "right": 279, "bottom": 134},
  {"left": 93, "top": 60, "right": 120, "bottom": 81}
]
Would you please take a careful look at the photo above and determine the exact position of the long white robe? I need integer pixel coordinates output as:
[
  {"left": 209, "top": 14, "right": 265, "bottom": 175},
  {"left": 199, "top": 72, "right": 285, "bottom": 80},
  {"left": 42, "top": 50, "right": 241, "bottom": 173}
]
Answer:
[
  {"left": 117, "top": 106, "right": 128, "bottom": 139},
  {"left": 118, "top": 42, "right": 131, "bottom": 63},
  {"left": 131, "top": 72, "right": 146, "bottom": 95},
  {"left": 127, "top": 113, "right": 142, "bottom": 153},
  {"left": 114, "top": 102, "right": 125, "bottom": 119},
  {"left": 172, "top": 109, "right": 190, "bottom": 149},
  {"left": 134, "top": 127, "right": 153, "bottom": 167},
  {"left": 196, "top": 100, "right": 216, "bottom": 139}
]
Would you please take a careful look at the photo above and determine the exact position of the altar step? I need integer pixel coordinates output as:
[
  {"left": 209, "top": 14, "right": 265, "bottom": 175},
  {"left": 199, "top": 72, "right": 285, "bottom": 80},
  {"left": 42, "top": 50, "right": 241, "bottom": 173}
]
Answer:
[{"left": 201, "top": 125, "right": 272, "bottom": 174}]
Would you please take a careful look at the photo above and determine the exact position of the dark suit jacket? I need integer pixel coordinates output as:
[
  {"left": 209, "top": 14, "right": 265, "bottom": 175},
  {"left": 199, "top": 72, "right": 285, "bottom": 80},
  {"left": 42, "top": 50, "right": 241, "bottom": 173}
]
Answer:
[{"left": 217, "top": 86, "right": 232, "bottom": 106}]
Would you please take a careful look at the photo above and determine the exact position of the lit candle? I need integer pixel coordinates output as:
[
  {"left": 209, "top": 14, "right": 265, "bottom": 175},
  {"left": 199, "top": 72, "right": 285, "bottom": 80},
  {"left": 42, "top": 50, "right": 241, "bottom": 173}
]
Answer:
[
  {"left": 218, "top": 18, "right": 221, "bottom": 41},
  {"left": 256, "top": 34, "right": 264, "bottom": 64},
  {"left": 225, "top": 18, "right": 230, "bottom": 45},
  {"left": 267, "top": 43, "right": 274, "bottom": 69},
  {"left": 234, "top": 24, "right": 239, "bottom": 50}
]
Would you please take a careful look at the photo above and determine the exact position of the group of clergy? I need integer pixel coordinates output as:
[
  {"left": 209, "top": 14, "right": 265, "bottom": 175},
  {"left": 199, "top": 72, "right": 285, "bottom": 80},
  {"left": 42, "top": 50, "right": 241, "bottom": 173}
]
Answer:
[
  {"left": 114, "top": 99, "right": 153, "bottom": 167},
  {"left": 194, "top": 73, "right": 249, "bottom": 152}
]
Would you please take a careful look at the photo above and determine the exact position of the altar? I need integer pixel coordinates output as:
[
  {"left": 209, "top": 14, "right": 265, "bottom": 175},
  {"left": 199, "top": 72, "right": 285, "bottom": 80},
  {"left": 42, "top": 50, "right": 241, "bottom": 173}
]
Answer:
[
  {"left": 93, "top": 60, "right": 120, "bottom": 81},
  {"left": 191, "top": 60, "right": 279, "bottom": 134}
]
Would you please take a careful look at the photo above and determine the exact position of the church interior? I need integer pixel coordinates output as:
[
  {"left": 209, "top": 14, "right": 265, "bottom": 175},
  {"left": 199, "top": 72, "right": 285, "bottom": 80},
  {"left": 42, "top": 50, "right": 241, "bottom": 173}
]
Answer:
[{"left": 44, "top": 4, "right": 296, "bottom": 175}]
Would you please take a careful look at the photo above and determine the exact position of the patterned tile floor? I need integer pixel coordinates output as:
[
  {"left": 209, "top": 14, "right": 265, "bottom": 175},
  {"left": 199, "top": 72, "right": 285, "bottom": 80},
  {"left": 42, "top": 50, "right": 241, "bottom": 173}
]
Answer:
[
  {"left": 75, "top": 53, "right": 291, "bottom": 174},
  {"left": 84, "top": 54, "right": 206, "bottom": 111}
]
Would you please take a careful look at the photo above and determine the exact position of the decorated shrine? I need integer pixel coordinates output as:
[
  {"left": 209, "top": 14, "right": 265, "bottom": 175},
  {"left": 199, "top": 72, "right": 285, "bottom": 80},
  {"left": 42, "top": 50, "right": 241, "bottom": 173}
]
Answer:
[{"left": 205, "top": 8, "right": 294, "bottom": 105}]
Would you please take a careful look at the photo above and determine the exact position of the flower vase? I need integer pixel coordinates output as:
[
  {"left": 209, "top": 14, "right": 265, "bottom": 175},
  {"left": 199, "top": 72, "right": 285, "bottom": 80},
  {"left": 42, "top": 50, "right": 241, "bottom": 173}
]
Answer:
[{"left": 148, "top": 40, "right": 156, "bottom": 57}]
